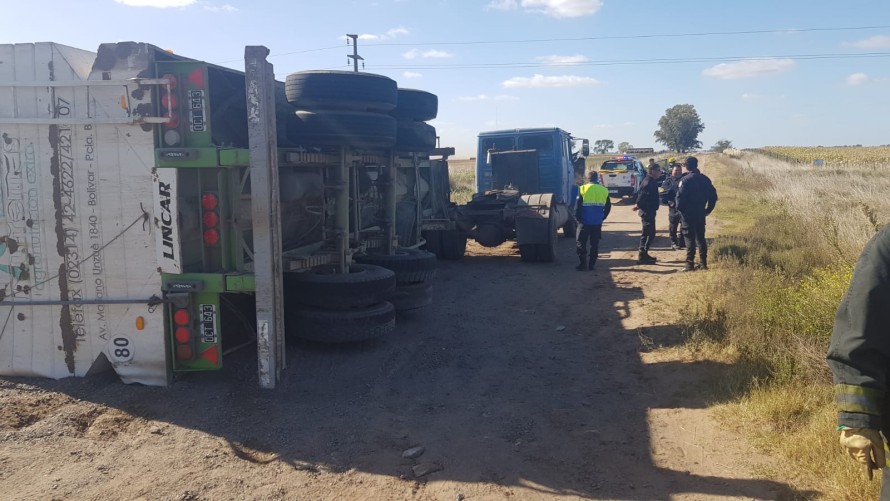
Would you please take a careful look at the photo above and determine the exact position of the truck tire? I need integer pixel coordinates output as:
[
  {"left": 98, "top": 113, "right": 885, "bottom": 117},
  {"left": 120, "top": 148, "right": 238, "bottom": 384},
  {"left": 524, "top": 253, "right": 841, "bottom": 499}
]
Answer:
[
  {"left": 440, "top": 230, "right": 467, "bottom": 260},
  {"left": 285, "top": 70, "right": 398, "bottom": 112},
  {"left": 283, "top": 263, "right": 396, "bottom": 310},
  {"left": 395, "top": 121, "right": 436, "bottom": 152},
  {"left": 387, "top": 281, "right": 433, "bottom": 311},
  {"left": 391, "top": 89, "right": 438, "bottom": 121},
  {"left": 286, "top": 110, "right": 397, "bottom": 148},
  {"left": 519, "top": 244, "right": 539, "bottom": 262},
  {"left": 537, "top": 216, "right": 558, "bottom": 262},
  {"left": 354, "top": 248, "right": 437, "bottom": 285},
  {"left": 287, "top": 301, "right": 395, "bottom": 343}
]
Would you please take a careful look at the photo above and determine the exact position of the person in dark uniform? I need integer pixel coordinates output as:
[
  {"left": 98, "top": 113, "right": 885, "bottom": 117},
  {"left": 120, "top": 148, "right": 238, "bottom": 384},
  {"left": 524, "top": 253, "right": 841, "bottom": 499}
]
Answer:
[
  {"left": 660, "top": 161, "right": 685, "bottom": 250},
  {"left": 676, "top": 156, "right": 717, "bottom": 271},
  {"left": 827, "top": 224, "right": 890, "bottom": 492},
  {"left": 632, "top": 163, "right": 662, "bottom": 264},
  {"left": 574, "top": 171, "right": 611, "bottom": 271}
]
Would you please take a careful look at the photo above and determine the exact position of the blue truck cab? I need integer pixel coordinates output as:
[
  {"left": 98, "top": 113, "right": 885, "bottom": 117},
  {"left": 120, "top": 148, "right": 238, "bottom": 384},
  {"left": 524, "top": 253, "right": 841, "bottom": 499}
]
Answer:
[
  {"left": 475, "top": 128, "right": 584, "bottom": 206},
  {"left": 454, "top": 128, "right": 588, "bottom": 263}
]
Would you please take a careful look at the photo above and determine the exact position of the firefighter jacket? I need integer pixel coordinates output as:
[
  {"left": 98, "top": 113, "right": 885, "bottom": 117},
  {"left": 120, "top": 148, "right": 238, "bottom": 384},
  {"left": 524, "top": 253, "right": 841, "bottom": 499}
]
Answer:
[
  {"left": 575, "top": 182, "right": 611, "bottom": 226},
  {"left": 827, "top": 224, "right": 890, "bottom": 439},
  {"left": 635, "top": 176, "right": 660, "bottom": 219},
  {"left": 676, "top": 170, "right": 718, "bottom": 219}
]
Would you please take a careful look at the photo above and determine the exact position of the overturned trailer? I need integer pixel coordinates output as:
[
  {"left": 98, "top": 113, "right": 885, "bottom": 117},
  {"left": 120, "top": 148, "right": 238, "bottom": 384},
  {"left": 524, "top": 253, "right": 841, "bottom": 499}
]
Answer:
[{"left": 0, "top": 42, "right": 445, "bottom": 387}]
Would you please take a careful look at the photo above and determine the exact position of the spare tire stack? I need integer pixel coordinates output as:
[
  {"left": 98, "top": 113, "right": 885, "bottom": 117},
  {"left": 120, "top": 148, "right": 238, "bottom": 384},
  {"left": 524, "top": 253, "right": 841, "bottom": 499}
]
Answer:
[
  {"left": 284, "top": 70, "right": 399, "bottom": 148},
  {"left": 281, "top": 73, "right": 445, "bottom": 340},
  {"left": 391, "top": 88, "right": 438, "bottom": 153}
]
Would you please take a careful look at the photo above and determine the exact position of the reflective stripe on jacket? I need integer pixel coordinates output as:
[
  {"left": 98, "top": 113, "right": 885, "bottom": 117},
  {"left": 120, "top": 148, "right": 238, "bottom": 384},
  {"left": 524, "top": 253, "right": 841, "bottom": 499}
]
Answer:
[
  {"left": 827, "top": 223, "right": 890, "bottom": 435},
  {"left": 577, "top": 183, "right": 610, "bottom": 225}
]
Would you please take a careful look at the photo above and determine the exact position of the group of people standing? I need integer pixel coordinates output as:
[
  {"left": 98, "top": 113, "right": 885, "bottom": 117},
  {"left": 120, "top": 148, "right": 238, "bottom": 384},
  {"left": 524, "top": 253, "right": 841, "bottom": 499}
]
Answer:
[{"left": 573, "top": 155, "right": 718, "bottom": 272}]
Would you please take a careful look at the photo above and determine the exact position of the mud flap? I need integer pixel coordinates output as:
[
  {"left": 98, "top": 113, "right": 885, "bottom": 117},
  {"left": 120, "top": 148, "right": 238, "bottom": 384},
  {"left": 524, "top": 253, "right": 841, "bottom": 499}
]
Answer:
[{"left": 515, "top": 194, "right": 553, "bottom": 245}]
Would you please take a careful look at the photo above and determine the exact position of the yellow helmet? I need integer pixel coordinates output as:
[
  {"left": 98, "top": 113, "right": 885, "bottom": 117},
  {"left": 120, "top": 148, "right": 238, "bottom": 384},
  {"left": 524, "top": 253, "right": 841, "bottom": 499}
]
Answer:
[{"left": 668, "top": 157, "right": 676, "bottom": 163}]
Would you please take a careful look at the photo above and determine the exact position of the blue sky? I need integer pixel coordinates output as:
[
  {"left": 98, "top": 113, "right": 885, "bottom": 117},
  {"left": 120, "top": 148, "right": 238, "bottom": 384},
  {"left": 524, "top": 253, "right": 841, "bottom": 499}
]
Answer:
[{"left": 3, "top": 0, "right": 889, "bottom": 158}]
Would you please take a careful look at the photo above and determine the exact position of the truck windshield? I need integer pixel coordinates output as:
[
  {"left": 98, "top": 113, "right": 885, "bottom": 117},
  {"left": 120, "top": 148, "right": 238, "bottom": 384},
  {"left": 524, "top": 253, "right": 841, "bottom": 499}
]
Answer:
[
  {"left": 482, "top": 138, "right": 514, "bottom": 152},
  {"left": 518, "top": 135, "right": 553, "bottom": 152}
]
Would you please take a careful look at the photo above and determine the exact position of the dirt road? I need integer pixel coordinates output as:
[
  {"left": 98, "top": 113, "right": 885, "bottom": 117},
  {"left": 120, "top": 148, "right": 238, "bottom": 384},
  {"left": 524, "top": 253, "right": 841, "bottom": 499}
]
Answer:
[{"left": 0, "top": 202, "right": 812, "bottom": 500}]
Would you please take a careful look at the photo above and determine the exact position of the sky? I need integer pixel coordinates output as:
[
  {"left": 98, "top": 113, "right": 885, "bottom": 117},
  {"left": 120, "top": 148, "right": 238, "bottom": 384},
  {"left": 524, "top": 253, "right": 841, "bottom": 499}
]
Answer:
[{"left": 2, "top": 0, "right": 890, "bottom": 158}]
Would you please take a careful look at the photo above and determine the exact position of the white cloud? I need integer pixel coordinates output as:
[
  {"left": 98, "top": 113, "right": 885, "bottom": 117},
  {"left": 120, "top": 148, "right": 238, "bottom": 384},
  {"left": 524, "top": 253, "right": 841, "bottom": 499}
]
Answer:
[
  {"left": 702, "top": 58, "right": 795, "bottom": 80},
  {"left": 402, "top": 49, "right": 454, "bottom": 59},
  {"left": 487, "top": 0, "right": 518, "bottom": 11},
  {"left": 403, "top": 71, "right": 423, "bottom": 79},
  {"left": 741, "top": 93, "right": 764, "bottom": 101},
  {"left": 356, "top": 27, "right": 411, "bottom": 41},
  {"left": 847, "top": 35, "right": 890, "bottom": 49},
  {"left": 203, "top": 3, "right": 237, "bottom": 12},
  {"left": 487, "top": 0, "right": 602, "bottom": 18},
  {"left": 536, "top": 54, "right": 588, "bottom": 65},
  {"left": 457, "top": 95, "right": 490, "bottom": 101},
  {"left": 115, "top": 0, "right": 195, "bottom": 6},
  {"left": 846, "top": 72, "right": 870, "bottom": 86},
  {"left": 502, "top": 74, "right": 602, "bottom": 88}
]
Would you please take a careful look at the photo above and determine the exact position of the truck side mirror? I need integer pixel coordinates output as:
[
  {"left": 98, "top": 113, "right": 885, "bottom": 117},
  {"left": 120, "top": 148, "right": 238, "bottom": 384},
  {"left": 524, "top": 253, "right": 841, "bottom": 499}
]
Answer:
[{"left": 581, "top": 140, "right": 590, "bottom": 157}]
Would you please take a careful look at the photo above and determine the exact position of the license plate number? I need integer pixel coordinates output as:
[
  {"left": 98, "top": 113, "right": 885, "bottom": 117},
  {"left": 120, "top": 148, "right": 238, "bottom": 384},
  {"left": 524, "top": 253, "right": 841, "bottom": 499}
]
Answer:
[{"left": 608, "top": 189, "right": 618, "bottom": 194}]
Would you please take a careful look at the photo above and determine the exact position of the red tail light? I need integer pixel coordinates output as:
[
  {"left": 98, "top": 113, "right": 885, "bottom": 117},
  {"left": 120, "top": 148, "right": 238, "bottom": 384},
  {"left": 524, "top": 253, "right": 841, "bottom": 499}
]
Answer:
[
  {"left": 163, "top": 111, "right": 180, "bottom": 129},
  {"left": 172, "top": 305, "right": 195, "bottom": 361},
  {"left": 161, "top": 94, "right": 178, "bottom": 110},
  {"left": 202, "top": 211, "right": 219, "bottom": 228},
  {"left": 201, "top": 193, "right": 218, "bottom": 210},
  {"left": 203, "top": 228, "right": 220, "bottom": 246},
  {"left": 176, "top": 345, "right": 193, "bottom": 361},
  {"left": 202, "top": 192, "right": 220, "bottom": 247},
  {"left": 173, "top": 309, "right": 190, "bottom": 326},
  {"left": 174, "top": 327, "right": 190, "bottom": 343}
]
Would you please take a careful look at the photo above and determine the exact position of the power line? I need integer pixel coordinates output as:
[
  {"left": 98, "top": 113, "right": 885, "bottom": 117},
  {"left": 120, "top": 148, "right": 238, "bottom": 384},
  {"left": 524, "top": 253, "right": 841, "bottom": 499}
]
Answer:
[
  {"left": 359, "top": 25, "right": 890, "bottom": 48},
  {"left": 363, "top": 51, "right": 890, "bottom": 71},
  {"left": 220, "top": 24, "right": 890, "bottom": 67}
]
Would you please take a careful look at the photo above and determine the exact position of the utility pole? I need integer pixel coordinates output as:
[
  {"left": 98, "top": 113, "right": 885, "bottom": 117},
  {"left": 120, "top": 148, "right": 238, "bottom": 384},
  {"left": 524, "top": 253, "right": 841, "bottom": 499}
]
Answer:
[{"left": 346, "top": 34, "right": 364, "bottom": 72}]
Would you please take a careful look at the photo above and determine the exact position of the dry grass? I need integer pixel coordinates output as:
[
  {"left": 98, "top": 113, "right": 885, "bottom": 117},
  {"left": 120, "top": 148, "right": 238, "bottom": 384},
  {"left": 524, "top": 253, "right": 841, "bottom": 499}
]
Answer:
[
  {"left": 447, "top": 158, "right": 476, "bottom": 204},
  {"left": 674, "top": 152, "right": 887, "bottom": 499}
]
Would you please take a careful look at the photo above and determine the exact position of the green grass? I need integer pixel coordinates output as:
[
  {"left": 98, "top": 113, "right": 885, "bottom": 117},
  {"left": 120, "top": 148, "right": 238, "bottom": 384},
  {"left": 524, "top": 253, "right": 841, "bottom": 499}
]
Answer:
[{"left": 674, "top": 153, "right": 882, "bottom": 499}]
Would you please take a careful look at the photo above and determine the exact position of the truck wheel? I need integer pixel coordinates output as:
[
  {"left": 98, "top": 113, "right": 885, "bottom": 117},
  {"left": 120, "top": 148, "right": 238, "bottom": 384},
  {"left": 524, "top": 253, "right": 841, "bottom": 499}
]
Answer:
[
  {"left": 440, "top": 230, "right": 467, "bottom": 260},
  {"left": 519, "top": 244, "right": 539, "bottom": 262},
  {"left": 285, "top": 70, "right": 398, "bottom": 112},
  {"left": 395, "top": 121, "right": 436, "bottom": 152},
  {"left": 287, "top": 301, "right": 395, "bottom": 343},
  {"left": 387, "top": 282, "right": 433, "bottom": 311},
  {"left": 391, "top": 89, "right": 438, "bottom": 121},
  {"left": 286, "top": 110, "right": 397, "bottom": 148},
  {"left": 284, "top": 263, "right": 396, "bottom": 310},
  {"left": 355, "top": 248, "right": 437, "bottom": 285},
  {"left": 562, "top": 217, "right": 578, "bottom": 239},
  {"left": 536, "top": 216, "right": 558, "bottom": 262}
]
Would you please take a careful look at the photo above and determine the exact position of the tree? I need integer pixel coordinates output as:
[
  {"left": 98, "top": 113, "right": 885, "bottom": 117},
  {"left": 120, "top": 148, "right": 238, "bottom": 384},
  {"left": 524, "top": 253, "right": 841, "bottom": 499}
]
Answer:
[
  {"left": 654, "top": 104, "right": 705, "bottom": 153},
  {"left": 593, "top": 139, "right": 614, "bottom": 154},
  {"left": 617, "top": 141, "right": 632, "bottom": 154},
  {"left": 712, "top": 139, "right": 733, "bottom": 153}
]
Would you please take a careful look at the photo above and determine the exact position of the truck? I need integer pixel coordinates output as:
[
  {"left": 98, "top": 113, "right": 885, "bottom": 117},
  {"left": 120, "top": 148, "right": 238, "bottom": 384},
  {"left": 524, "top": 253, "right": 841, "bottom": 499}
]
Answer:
[
  {"left": 425, "top": 128, "right": 588, "bottom": 263},
  {"left": 0, "top": 41, "right": 444, "bottom": 388}
]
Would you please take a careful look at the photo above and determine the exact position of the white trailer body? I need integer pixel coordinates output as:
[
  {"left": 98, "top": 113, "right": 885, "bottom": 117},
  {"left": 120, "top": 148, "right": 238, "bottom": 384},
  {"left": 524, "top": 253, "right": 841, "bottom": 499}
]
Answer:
[{"left": 0, "top": 43, "right": 168, "bottom": 385}]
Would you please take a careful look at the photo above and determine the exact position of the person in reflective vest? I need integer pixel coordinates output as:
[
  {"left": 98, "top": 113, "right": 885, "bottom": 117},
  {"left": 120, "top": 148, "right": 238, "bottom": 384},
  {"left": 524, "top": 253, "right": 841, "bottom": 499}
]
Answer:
[{"left": 574, "top": 171, "right": 611, "bottom": 271}]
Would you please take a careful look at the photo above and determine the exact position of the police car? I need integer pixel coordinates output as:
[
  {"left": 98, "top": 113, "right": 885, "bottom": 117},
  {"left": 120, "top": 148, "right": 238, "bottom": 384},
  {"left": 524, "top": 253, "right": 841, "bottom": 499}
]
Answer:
[{"left": 598, "top": 156, "right": 646, "bottom": 197}]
